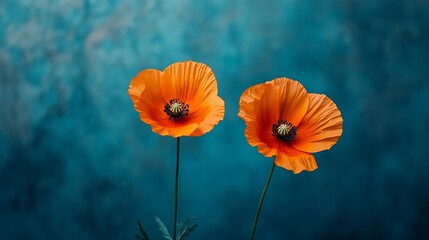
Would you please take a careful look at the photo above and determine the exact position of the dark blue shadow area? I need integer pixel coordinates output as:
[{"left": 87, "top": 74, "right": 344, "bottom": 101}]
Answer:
[{"left": 1, "top": 0, "right": 429, "bottom": 239}]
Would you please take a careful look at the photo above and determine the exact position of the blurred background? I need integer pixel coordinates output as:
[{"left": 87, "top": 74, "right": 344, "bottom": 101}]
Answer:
[{"left": 1, "top": 0, "right": 428, "bottom": 239}]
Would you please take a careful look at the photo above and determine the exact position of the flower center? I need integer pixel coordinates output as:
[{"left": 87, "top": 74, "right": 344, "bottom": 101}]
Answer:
[
  {"left": 164, "top": 98, "right": 189, "bottom": 120},
  {"left": 272, "top": 120, "right": 297, "bottom": 143}
]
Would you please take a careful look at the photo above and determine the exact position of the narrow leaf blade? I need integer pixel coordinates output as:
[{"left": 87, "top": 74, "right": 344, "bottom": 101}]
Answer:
[
  {"left": 155, "top": 217, "right": 173, "bottom": 240},
  {"left": 135, "top": 220, "right": 150, "bottom": 240},
  {"left": 177, "top": 217, "right": 197, "bottom": 240}
]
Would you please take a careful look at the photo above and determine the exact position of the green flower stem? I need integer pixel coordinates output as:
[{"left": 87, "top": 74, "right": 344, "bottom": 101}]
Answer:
[
  {"left": 249, "top": 160, "right": 276, "bottom": 240},
  {"left": 173, "top": 137, "right": 180, "bottom": 240}
]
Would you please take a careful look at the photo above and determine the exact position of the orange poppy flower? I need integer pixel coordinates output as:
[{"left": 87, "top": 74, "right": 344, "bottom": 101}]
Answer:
[
  {"left": 128, "top": 61, "right": 225, "bottom": 137},
  {"left": 238, "top": 77, "right": 343, "bottom": 174}
]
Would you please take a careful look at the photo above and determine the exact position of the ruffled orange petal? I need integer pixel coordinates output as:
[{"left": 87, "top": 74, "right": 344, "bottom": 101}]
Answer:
[
  {"left": 238, "top": 83, "right": 265, "bottom": 122},
  {"left": 150, "top": 120, "right": 199, "bottom": 137},
  {"left": 156, "top": 61, "right": 224, "bottom": 137},
  {"left": 259, "top": 85, "right": 280, "bottom": 128},
  {"left": 274, "top": 149, "right": 317, "bottom": 174},
  {"left": 129, "top": 61, "right": 224, "bottom": 137},
  {"left": 266, "top": 78, "right": 309, "bottom": 126},
  {"left": 238, "top": 83, "right": 280, "bottom": 157},
  {"left": 244, "top": 119, "right": 278, "bottom": 157},
  {"left": 129, "top": 69, "right": 199, "bottom": 137},
  {"left": 188, "top": 96, "right": 225, "bottom": 136},
  {"left": 128, "top": 69, "right": 162, "bottom": 105},
  {"left": 240, "top": 83, "right": 281, "bottom": 126},
  {"left": 160, "top": 61, "right": 218, "bottom": 109},
  {"left": 292, "top": 94, "right": 343, "bottom": 153},
  {"left": 129, "top": 69, "right": 164, "bottom": 122}
]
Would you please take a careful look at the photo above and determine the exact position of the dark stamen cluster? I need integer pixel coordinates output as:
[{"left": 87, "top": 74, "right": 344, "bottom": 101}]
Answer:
[
  {"left": 164, "top": 98, "right": 189, "bottom": 121},
  {"left": 272, "top": 119, "right": 297, "bottom": 143}
]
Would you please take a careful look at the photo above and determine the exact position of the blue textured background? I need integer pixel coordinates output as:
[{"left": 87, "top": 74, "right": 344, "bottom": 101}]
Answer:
[{"left": 1, "top": 0, "right": 429, "bottom": 239}]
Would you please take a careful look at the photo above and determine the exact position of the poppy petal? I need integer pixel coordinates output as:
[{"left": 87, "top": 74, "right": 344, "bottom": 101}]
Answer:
[
  {"left": 266, "top": 78, "right": 309, "bottom": 126},
  {"left": 130, "top": 69, "right": 200, "bottom": 137},
  {"left": 188, "top": 96, "right": 225, "bottom": 136},
  {"left": 151, "top": 121, "right": 200, "bottom": 137},
  {"left": 259, "top": 85, "right": 280, "bottom": 127},
  {"left": 274, "top": 151, "right": 318, "bottom": 174},
  {"left": 239, "top": 83, "right": 279, "bottom": 157},
  {"left": 245, "top": 119, "right": 278, "bottom": 157},
  {"left": 160, "top": 61, "right": 218, "bottom": 107},
  {"left": 132, "top": 70, "right": 165, "bottom": 123},
  {"left": 129, "top": 61, "right": 224, "bottom": 138},
  {"left": 128, "top": 69, "right": 162, "bottom": 105},
  {"left": 238, "top": 83, "right": 265, "bottom": 122},
  {"left": 292, "top": 94, "right": 343, "bottom": 153}
]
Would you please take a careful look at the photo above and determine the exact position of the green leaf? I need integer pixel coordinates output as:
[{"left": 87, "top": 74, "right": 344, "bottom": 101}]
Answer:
[
  {"left": 135, "top": 220, "right": 150, "bottom": 240},
  {"left": 176, "top": 217, "right": 198, "bottom": 240},
  {"left": 177, "top": 217, "right": 195, "bottom": 229},
  {"left": 155, "top": 217, "right": 173, "bottom": 240}
]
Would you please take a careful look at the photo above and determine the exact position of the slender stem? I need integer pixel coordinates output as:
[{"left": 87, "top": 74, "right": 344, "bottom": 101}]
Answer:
[
  {"left": 173, "top": 137, "right": 180, "bottom": 240},
  {"left": 249, "top": 160, "right": 276, "bottom": 240}
]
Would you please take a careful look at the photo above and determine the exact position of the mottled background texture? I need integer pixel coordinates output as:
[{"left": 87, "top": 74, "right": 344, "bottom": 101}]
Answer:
[{"left": 1, "top": 0, "right": 429, "bottom": 239}]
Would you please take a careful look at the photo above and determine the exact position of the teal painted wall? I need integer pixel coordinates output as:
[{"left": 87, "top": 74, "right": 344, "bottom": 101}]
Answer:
[{"left": 1, "top": 0, "right": 428, "bottom": 239}]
